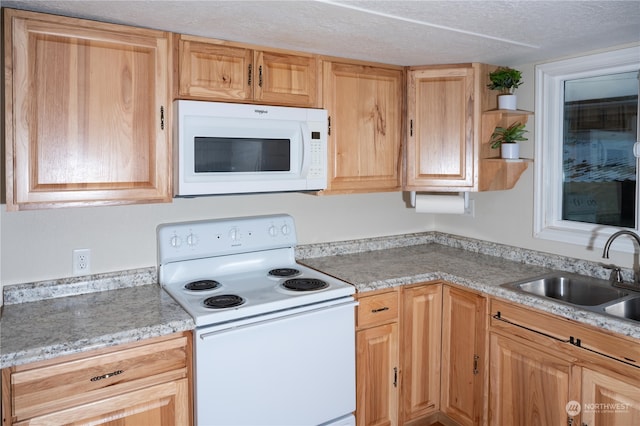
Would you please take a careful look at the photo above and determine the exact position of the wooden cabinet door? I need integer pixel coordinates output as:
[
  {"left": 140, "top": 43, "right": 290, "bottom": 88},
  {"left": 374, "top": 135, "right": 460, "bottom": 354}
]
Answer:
[
  {"left": 254, "top": 50, "right": 318, "bottom": 106},
  {"left": 406, "top": 65, "right": 477, "bottom": 190},
  {"left": 13, "top": 379, "right": 190, "bottom": 426},
  {"left": 177, "top": 35, "right": 318, "bottom": 107},
  {"left": 489, "top": 333, "right": 576, "bottom": 426},
  {"left": 4, "top": 9, "right": 172, "bottom": 210},
  {"left": 322, "top": 61, "right": 403, "bottom": 193},
  {"left": 441, "top": 286, "right": 487, "bottom": 426},
  {"left": 581, "top": 366, "right": 640, "bottom": 426},
  {"left": 177, "top": 36, "right": 253, "bottom": 100},
  {"left": 401, "top": 283, "right": 442, "bottom": 423},
  {"left": 356, "top": 323, "right": 399, "bottom": 426}
]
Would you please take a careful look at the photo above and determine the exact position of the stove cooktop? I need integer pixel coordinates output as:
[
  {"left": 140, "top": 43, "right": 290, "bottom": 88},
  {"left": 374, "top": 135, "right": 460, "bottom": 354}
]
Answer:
[
  {"left": 157, "top": 214, "right": 355, "bottom": 327},
  {"left": 162, "top": 263, "right": 354, "bottom": 326}
]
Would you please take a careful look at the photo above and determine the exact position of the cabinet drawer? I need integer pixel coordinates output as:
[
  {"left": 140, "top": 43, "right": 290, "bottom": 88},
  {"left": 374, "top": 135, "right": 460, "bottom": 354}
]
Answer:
[
  {"left": 8, "top": 334, "right": 189, "bottom": 422},
  {"left": 356, "top": 290, "right": 399, "bottom": 328},
  {"left": 491, "top": 298, "right": 640, "bottom": 368}
]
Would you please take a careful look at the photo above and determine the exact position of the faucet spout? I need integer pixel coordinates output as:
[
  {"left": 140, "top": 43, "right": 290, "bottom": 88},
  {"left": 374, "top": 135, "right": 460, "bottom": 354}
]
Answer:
[
  {"left": 602, "top": 230, "right": 640, "bottom": 288},
  {"left": 602, "top": 230, "right": 640, "bottom": 259}
]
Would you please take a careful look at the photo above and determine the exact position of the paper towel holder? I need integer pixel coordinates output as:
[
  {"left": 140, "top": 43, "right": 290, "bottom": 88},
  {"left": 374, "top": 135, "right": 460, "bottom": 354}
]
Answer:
[{"left": 409, "top": 191, "right": 472, "bottom": 215}]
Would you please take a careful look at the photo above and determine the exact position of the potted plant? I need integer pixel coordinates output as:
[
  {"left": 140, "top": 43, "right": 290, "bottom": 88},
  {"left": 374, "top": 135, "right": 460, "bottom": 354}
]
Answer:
[
  {"left": 487, "top": 67, "right": 523, "bottom": 110},
  {"left": 489, "top": 122, "right": 528, "bottom": 159}
]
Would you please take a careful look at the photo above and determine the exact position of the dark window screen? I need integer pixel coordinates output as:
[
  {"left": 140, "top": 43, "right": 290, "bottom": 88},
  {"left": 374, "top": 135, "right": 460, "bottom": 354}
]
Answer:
[{"left": 194, "top": 137, "right": 291, "bottom": 172}]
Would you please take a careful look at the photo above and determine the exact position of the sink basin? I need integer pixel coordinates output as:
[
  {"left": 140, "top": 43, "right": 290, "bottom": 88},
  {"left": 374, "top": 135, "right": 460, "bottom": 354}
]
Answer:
[
  {"left": 604, "top": 297, "right": 640, "bottom": 321},
  {"left": 508, "top": 274, "right": 628, "bottom": 306}
]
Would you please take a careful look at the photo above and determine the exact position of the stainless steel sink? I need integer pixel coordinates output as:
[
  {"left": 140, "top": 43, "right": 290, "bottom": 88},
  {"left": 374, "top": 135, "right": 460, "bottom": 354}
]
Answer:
[
  {"left": 515, "top": 275, "right": 628, "bottom": 306},
  {"left": 604, "top": 296, "right": 640, "bottom": 321},
  {"left": 503, "top": 272, "right": 640, "bottom": 323}
]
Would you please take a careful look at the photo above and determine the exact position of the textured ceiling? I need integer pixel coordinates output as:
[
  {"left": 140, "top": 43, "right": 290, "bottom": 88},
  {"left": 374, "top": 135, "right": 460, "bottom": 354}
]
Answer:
[{"left": 3, "top": 0, "right": 640, "bottom": 66}]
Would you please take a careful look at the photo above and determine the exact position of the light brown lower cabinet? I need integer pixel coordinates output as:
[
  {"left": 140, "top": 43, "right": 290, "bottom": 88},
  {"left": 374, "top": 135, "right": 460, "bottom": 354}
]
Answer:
[
  {"left": 401, "top": 283, "right": 442, "bottom": 423},
  {"left": 581, "top": 366, "right": 640, "bottom": 426},
  {"left": 355, "top": 288, "right": 401, "bottom": 426},
  {"left": 489, "top": 332, "right": 577, "bottom": 426},
  {"left": 356, "top": 283, "right": 640, "bottom": 426},
  {"left": 441, "top": 285, "right": 487, "bottom": 426},
  {"left": 355, "top": 283, "right": 486, "bottom": 426},
  {"left": 1, "top": 332, "right": 192, "bottom": 426},
  {"left": 489, "top": 298, "right": 640, "bottom": 426}
]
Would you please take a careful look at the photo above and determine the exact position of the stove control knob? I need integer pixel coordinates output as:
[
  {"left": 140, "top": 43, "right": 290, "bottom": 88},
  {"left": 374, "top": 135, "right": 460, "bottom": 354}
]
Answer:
[
  {"left": 268, "top": 225, "right": 278, "bottom": 237},
  {"left": 170, "top": 234, "right": 182, "bottom": 248},
  {"left": 229, "top": 227, "right": 240, "bottom": 241},
  {"left": 281, "top": 224, "right": 290, "bottom": 236},
  {"left": 186, "top": 233, "right": 198, "bottom": 247}
]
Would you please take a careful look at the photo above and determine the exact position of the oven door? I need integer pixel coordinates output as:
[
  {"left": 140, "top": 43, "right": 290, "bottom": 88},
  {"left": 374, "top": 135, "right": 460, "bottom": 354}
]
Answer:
[{"left": 194, "top": 299, "right": 357, "bottom": 426}]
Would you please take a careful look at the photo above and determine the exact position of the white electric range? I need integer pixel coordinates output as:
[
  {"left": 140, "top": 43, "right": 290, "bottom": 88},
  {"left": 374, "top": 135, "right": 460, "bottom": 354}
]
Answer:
[{"left": 158, "top": 214, "right": 357, "bottom": 426}]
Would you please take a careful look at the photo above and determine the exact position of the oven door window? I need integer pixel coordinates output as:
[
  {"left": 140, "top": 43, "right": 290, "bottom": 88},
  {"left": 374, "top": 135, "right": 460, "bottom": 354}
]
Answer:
[{"left": 194, "top": 137, "right": 291, "bottom": 173}]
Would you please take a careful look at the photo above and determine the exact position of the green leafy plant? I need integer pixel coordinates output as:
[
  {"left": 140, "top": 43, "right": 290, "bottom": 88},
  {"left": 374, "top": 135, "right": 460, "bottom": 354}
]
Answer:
[
  {"left": 487, "top": 67, "right": 523, "bottom": 94},
  {"left": 489, "top": 122, "right": 528, "bottom": 149}
]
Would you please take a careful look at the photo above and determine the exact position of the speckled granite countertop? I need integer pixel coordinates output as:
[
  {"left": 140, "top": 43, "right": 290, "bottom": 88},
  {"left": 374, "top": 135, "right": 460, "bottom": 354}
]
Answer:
[
  {"left": 0, "top": 268, "right": 194, "bottom": 369},
  {"left": 299, "top": 232, "right": 640, "bottom": 340},
  {"left": 2, "top": 231, "right": 638, "bottom": 369}
]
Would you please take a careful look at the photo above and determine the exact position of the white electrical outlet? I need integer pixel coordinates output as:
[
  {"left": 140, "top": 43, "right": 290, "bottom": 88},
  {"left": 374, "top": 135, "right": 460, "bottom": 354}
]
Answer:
[{"left": 73, "top": 249, "right": 91, "bottom": 275}]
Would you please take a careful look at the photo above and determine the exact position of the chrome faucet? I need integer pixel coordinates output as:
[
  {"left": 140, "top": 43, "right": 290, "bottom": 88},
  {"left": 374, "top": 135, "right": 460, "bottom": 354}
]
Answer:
[{"left": 602, "top": 230, "right": 640, "bottom": 290}]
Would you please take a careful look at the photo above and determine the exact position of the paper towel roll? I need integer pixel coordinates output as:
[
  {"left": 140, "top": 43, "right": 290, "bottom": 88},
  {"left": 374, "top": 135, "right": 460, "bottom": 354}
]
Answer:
[{"left": 414, "top": 193, "right": 466, "bottom": 214}]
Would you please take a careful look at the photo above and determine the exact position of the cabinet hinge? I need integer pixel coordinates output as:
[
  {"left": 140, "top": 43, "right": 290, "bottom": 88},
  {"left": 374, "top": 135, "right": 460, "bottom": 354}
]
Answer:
[{"left": 473, "top": 354, "right": 480, "bottom": 375}]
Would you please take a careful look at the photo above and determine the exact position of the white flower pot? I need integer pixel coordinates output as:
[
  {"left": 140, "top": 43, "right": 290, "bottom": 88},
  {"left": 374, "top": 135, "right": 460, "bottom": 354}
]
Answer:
[
  {"left": 498, "top": 94, "right": 517, "bottom": 110},
  {"left": 501, "top": 143, "right": 519, "bottom": 159}
]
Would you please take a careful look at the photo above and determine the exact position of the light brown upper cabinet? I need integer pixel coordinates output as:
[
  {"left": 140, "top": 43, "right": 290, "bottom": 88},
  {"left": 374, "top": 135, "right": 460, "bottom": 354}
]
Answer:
[
  {"left": 406, "top": 63, "right": 532, "bottom": 192},
  {"left": 4, "top": 9, "right": 172, "bottom": 210},
  {"left": 175, "top": 34, "right": 319, "bottom": 107},
  {"left": 322, "top": 60, "right": 404, "bottom": 194},
  {"left": 406, "top": 64, "right": 481, "bottom": 191}
]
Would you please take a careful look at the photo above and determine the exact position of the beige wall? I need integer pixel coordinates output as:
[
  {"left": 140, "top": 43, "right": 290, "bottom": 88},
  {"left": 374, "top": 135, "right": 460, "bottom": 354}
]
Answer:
[
  {"left": 2, "top": 44, "right": 637, "bottom": 291},
  {"left": 0, "top": 192, "right": 435, "bottom": 286}
]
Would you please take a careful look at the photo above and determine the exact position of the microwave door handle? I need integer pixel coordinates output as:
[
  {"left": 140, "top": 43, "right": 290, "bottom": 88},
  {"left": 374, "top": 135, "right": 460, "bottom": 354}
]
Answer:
[{"left": 299, "top": 122, "right": 311, "bottom": 175}]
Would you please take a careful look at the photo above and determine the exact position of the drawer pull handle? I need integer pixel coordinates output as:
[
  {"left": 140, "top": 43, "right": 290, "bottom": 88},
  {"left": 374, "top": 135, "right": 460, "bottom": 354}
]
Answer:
[
  {"left": 90, "top": 369, "right": 124, "bottom": 382},
  {"left": 371, "top": 307, "right": 389, "bottom": 313}
]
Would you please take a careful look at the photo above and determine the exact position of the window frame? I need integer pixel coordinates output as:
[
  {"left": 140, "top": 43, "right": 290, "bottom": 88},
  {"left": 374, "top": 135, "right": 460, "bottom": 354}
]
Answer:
[{"left": 534, "top": 46, "right": 640, "bottom": 253}]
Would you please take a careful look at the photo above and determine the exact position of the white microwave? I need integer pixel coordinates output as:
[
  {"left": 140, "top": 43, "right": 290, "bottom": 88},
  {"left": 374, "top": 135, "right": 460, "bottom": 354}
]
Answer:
[{"left": 174, "top": 100, "right": 328, "bottom": 196}]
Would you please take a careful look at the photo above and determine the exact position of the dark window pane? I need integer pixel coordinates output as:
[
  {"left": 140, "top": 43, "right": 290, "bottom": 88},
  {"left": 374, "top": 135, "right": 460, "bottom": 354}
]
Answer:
[{"left": 562, "top": 72, "right": 638, "bottom": 227}]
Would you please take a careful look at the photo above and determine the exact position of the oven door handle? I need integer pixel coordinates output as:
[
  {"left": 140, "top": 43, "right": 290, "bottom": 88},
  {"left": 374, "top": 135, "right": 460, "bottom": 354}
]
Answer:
[{"left": 199, "top": 299, "right": 358, "bottom": 340}]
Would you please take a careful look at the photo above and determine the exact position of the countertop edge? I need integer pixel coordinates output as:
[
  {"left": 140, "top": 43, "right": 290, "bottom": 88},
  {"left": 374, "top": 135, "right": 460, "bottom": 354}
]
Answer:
[{"left": 0, "top": 318, "right": 194, "bottom": 369}]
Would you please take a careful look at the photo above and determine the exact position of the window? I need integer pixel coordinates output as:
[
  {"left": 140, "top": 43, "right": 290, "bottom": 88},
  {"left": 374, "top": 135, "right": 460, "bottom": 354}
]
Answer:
[{"left": 534, "top": 46, "right": 640, "bottom": 252}]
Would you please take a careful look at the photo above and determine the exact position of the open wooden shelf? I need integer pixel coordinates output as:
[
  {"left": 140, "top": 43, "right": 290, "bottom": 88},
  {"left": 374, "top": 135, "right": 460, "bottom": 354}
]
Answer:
[
  {"left": 479, "top": 109, "right": 534, "bottom": 191},
  {"left": 479, "top": 158, "right": 532, "bottom": 191}
]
